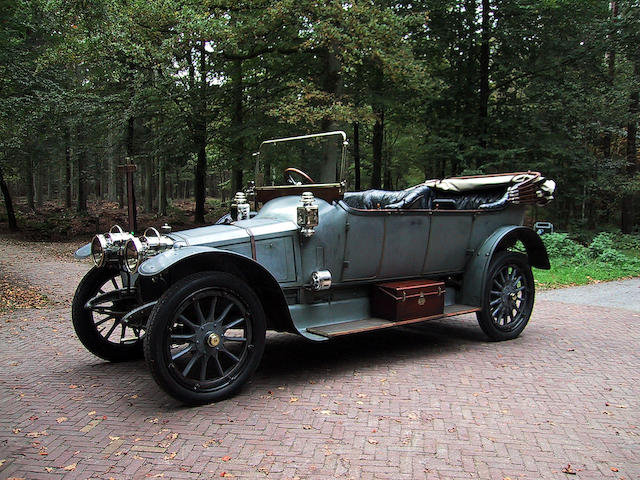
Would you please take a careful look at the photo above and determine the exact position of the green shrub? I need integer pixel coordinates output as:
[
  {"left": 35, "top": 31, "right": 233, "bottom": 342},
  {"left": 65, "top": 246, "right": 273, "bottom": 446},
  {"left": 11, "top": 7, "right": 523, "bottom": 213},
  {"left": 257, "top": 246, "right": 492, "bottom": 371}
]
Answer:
[
  {"left": 588, "top": 232, "right": 615, "bottom": 258},
  {"left": 541, "top": 233, "right": 588, "bottom": 260}
]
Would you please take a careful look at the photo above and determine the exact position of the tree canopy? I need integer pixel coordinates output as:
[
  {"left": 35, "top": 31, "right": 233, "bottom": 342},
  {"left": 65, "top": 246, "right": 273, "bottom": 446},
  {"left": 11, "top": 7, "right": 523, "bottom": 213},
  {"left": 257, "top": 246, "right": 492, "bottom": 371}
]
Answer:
[{"left": 1, "top": 0, "right": 639, "bottom": 232}]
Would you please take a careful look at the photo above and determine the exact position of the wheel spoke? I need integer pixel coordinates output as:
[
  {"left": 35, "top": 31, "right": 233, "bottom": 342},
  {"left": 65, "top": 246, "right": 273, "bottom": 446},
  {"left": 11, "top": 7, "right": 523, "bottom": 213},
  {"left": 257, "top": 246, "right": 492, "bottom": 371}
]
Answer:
[
  {"left": 172, "top": 344, "right": 193, "bottom": 361},
  {"left": 220, "top": 347, "right": 239, "bottom": 363},
  {"left": 213, "top": 352, "right": 224, "bottom": 376},
  {"left": 111, "top": 278, "right": 119, "bottom": 290},
  {"left": 104, "top": 320, "right": 120, "bottom": 340},
  {"left": 120, "top": 324, "right": 126, "bottom": 340},
  {"left": 170, "top": 333, "right": 195, "bottom": 342},
  {"left": 489, "top": 297, "right": 501, "bottom": 307},
  {"left": 206, "top": 296, "right": 218, "bottom": 323},
  {"left": 94, "top": 315, "right": 115, "bottom": 327},
  {"left": 193, "top": 299, "right": 206, "bottom": 324},
  {"left": 199, "top": 354, "right": 210, "bottom": 381},
  {"left": 223, "top": 336, "right": 246, "bottom": 343},
  {"left": 223, "top": 317, "right": 244, "bottom": 330},
  {"left": 216, "top": 302, "right": 234, "bottom": 324},
  {"left": 182, "top": 351, "right": 201, "bottom": 377},
  {"left": 178, "top": 314, "right": 198, "bottom": 331}
]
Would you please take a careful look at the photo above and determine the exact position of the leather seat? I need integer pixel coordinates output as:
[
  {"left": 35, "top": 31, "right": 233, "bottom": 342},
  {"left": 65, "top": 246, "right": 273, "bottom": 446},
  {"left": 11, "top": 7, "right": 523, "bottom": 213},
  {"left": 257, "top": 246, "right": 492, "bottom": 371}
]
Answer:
[{"left": 343, "top": 185, "right": 433, "bottom": 210}]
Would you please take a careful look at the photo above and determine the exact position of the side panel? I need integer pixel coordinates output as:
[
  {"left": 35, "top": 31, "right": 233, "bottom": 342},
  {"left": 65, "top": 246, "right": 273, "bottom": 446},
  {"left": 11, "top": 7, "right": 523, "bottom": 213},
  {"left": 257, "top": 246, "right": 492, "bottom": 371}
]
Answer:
[
  {"left": 379, "top": 214, "right": 430, "bottom": 278},
  {"left": 341, "top": 212, "right": 384, "bottom": 281},
  {"left": 423, "top": 214, "right": 473, "bottom": 273},
  {"left": 255, "top": 237, "right": 297, "bottom": 282}
]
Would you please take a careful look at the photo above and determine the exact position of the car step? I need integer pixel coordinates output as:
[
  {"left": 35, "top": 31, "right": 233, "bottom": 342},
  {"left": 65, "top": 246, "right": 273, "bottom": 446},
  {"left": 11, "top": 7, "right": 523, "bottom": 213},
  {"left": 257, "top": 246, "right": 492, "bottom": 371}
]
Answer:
[{"left": 306, "top": 304, "right": 481, "bottom": 338}]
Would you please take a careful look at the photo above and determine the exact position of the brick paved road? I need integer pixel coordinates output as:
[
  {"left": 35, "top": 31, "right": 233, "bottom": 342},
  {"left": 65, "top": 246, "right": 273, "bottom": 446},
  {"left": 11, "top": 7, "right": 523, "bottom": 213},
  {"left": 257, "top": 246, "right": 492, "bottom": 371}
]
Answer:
[{"left": 0, "top": 237, "right": 638, "bottom": 479}]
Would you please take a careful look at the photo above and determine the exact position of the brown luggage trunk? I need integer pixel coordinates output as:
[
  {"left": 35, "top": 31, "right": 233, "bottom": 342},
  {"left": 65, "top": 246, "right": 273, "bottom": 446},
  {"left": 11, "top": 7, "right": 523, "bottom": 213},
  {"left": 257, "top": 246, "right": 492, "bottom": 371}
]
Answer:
[{"left": 371, "top": 279, "right": 445, "bottom": 322}]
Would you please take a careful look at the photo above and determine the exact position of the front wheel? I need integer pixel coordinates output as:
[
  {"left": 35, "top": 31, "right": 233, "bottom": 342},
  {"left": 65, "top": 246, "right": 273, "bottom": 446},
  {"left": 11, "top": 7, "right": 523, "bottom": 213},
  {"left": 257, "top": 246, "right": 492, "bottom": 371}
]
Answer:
[
  {"left": 144, "top": 272, "right": 266, "bottom": 405},
  {"left": 72, "top": 267, "right": 144, "bottom": 362},
  {"left": 476, "top": 251, "right": 535, "bottom": 341}
]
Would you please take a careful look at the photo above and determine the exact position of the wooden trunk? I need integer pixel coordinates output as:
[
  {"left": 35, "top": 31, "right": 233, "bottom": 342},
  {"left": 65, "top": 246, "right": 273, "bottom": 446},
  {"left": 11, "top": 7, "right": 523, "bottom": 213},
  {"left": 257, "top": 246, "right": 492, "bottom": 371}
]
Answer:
[{"left": 371, "top": 279, "right": 445, "bottom": 322}]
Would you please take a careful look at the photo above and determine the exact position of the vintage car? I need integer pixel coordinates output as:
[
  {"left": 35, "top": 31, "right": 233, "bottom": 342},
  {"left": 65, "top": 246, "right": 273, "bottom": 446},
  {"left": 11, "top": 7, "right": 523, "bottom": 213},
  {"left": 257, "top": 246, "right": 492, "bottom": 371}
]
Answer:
[{"left": 73, "top": 131, "right": 555, "bottom": 404}]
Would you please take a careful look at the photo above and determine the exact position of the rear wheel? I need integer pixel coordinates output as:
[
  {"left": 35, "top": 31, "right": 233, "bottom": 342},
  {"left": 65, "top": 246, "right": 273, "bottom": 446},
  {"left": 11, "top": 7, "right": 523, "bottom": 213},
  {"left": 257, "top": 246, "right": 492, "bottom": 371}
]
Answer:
[
  {"left": 144, "top": 272, "right": 266, "bottom": 405},
  {"left": 476, "top": 251, "right": 535, "bottom": 341}
]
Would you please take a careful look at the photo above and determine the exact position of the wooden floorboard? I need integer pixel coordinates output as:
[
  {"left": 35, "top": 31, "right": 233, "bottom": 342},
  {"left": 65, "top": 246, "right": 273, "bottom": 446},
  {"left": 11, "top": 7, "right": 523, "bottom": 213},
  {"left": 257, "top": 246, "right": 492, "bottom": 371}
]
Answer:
[{"left": 307, "top": 304, "right": 481, "bottom": 338}]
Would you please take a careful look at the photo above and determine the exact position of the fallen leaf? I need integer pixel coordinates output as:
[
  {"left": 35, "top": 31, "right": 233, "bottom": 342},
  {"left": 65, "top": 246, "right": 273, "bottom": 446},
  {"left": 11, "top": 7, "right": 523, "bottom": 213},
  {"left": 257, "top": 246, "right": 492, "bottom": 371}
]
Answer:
[
  {"left": 605, "top": 403, "right": 627, "bottom": 409},
  {"left": 12, "top": 428, "right": 20, "bottom": 434},
  {"left": 0, "top": 459, "right": 5, "bottom": 467},
  {"left": 289, "top": 397, "right": 298, "bottom": 403},
  {"left": 108, "top": 436, "right": 120, "bottom": 441},
  {"left": 56, "top": 417, "right": 67, "bottom": 423},
  {"left": 45, "top": 467, "right": 55, "bottom": 472},
  {"left": 367, "top": 438, "right": 378, "bottom": 444},
  {"left": 561, "top": 464, "right": 576, "bottom": 475},
  {"left": 88, "top": 411, "right": 96, "bottom": 416},
  {"left": 164, "top": 453, "right": 177, "bottom": 460},
  {"left": 302, "top": 425, "right": 312, "bottom": 430},
  {"left": 221, "top": 456, "right": 232, "bottom": 462},
  {"left": 611, "top": 467, "right": 619, "bottom": 472},
  {"left": 220, "top": 472, "right": 234, "bottom": 477},
  {"left": 63, "top": 462, "right": 77, "bottom": 471},
  {"left": 320, "top": 410, "right": 332, "bottom": 415},
  {"left": 26, "top": 430, "right": 48, "bottom": 438},
  {"left": 69, "top": 385, "right": 78, "bottom": 389},
  {"left": 29, "top": 415, "right": 38, "bottom": 420},
  {"left": 448, "top": 426, "right": 456, "bottom": 433}
]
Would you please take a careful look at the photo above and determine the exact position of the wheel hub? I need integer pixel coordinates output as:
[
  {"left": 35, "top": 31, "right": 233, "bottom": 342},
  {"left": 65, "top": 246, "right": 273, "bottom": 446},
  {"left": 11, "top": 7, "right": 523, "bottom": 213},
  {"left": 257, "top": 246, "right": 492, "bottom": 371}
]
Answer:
[{"left": 206, "top": 333, "right": 220, "bottom": 347}]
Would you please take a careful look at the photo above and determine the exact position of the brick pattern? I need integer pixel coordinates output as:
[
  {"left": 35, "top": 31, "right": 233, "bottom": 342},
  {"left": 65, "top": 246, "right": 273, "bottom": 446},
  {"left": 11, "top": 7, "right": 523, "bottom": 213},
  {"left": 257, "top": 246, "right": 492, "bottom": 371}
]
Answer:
[{"left": 0, "top": 239, "right": 638, "bottom": 479}]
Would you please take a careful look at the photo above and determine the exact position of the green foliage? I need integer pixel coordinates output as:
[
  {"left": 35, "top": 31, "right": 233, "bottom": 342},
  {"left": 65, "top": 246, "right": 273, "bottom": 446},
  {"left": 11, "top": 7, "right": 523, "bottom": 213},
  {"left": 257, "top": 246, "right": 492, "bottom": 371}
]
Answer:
[
  {"left": 536, "top": 231, "right": 640, "bottom": 287},
  {"left": 541, "top": 233, "right": 589, "bottom": 261}
]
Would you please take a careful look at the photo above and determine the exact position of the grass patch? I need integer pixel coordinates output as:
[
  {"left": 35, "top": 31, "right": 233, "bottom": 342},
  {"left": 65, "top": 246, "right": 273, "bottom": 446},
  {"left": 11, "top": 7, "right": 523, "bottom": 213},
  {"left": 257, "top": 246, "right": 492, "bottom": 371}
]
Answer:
[
  {"left": 533, "top": 232, "right": 640, "bottom": 289},
  {"left": 534, "top": 260, "right": 640, "bottom": 289}
]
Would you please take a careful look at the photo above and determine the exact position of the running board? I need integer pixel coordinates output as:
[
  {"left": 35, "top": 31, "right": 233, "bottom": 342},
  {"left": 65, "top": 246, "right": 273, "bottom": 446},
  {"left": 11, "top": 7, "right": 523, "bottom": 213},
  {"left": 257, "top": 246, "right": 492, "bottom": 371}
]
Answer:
[{"left": 306, "top": 304, "right": 480, "bottom": 338}]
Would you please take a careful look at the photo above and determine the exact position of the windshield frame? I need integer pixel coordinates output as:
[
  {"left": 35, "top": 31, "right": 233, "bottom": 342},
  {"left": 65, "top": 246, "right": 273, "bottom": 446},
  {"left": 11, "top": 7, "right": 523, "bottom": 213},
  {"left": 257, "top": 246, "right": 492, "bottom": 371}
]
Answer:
[{"left": 253, "top": 131, "right": 348, "bottom": 187}]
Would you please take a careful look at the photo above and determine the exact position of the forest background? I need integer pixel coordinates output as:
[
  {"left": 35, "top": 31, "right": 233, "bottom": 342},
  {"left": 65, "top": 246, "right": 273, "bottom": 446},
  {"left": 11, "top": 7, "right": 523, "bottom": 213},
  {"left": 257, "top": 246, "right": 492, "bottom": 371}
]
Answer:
[{"left": 0, "top": 0, "right": 639, "bottom": 241}]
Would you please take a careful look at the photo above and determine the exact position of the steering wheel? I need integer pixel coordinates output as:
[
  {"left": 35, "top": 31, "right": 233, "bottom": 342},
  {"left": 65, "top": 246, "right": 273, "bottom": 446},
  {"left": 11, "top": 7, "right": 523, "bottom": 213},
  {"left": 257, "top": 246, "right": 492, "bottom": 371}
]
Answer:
[{"left": 284, "top": 167, "right": 315, "bottom": 185}]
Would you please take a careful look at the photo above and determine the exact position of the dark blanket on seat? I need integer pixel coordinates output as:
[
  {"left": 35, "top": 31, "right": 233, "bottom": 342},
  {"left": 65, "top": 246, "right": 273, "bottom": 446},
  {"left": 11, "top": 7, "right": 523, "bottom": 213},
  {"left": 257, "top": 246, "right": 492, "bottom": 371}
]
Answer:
[{"left": 343, "top": 185, "right": 433, "bottom": 209}]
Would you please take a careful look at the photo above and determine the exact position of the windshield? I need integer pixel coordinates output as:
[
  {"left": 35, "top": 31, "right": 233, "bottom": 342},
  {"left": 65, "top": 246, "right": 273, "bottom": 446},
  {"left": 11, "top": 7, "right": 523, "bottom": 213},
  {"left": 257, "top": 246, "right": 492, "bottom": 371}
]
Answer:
[{"left": 254, "top": 131, "right": 347, "bottom": 187}]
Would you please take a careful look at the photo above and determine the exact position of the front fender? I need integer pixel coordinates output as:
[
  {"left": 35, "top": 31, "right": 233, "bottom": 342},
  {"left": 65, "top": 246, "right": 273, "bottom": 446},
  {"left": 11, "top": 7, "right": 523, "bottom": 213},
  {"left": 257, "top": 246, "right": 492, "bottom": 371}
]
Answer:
[
  {"left": 460, "top": 226, "right": 549, "bottom": 307},
  {"left": 138, "top": 246, "right": 295, "bottom": 334},
  {"left": 138, "top": 246, "right": 219, "bottom": 276},
  {"left": 75, "top": 243, "right": 91, "bottom": 259}
]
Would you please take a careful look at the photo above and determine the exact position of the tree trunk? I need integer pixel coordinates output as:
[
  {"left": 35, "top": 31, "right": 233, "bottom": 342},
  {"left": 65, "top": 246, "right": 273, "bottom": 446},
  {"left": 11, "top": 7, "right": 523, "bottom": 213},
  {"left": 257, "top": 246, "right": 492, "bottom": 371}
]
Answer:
[
  {"left": 352, "top": 122, "right": 361, "bottom": 191},
  {"left": 371, "top": 108, "right": 384, "bottom": 189},
  {"left": 35, "top": 158, "right": 43, "bottom": 208},
  {"left": 621, "top": 59, "right": 639, "bottom": 233},
  {"left": 65, "top": 127, "right": 72, "bottom": 208},
  {"left": 25, "top": 155, "right": 34, "bottom": 210},
  {"left": 77, "top": 147, "right": 87, "bottom": 213},
  {"left": 230, "top": 58, "right": 244, "bottom": 194},
  {"left": 320, "top": 45, "right": 343, "bottom": 182},
  {"left": 0, "top": 164, "right": 18, "bottom": 231},
  {"left": 194, "top": 40, "right": 207, "bottom": 224},
  {"left": 144, "top": 157, "right": 153, "bottom": 212},
  {"left": 158, "top": 157, "right": 167, "bottom": 216},
  {"left": 603, "top": 1, "right": 618, "bottom": 160},
  {"left": 479, "top": 0, "right": 490, "bottom": 157}
]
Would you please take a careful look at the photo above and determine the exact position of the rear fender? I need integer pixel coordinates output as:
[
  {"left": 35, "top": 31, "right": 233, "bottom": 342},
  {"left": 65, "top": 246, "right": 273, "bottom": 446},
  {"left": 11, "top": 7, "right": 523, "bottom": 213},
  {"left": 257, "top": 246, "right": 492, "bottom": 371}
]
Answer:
[
  {"left": 460, "top": 226, "right": 549, "bottom": 307},
  {"left": 138, "top": 247, "right": 294, "bottom": 333}
]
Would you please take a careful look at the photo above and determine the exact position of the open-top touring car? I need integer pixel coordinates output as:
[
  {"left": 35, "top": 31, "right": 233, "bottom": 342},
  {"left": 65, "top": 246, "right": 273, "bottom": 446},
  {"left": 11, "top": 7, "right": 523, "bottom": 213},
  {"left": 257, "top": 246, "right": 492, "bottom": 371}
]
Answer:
[{"left": 73, "top": 131, "right": 555, "bottom": 404}]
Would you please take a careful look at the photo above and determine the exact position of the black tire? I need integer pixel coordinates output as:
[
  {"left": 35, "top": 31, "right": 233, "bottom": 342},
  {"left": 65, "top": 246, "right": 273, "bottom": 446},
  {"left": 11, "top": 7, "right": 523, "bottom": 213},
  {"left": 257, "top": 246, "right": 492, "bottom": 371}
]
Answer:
[
  {"left": 144, "top": 272, "right": 266, "bottom": 405},
  {"left": 476, "top": 251, "right": 535, "bottom": 341},
  {"left": 72, "top": 267, "right": 144, "bottom": 362}
]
